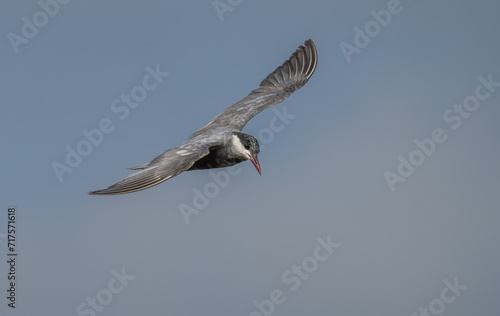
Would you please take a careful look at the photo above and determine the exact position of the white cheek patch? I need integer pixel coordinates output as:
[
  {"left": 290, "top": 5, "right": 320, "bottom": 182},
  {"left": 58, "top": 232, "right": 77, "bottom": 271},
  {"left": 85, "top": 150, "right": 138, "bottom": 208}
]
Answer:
[{"left": 231, "top": 135, "right": 251, "bottom": 157}]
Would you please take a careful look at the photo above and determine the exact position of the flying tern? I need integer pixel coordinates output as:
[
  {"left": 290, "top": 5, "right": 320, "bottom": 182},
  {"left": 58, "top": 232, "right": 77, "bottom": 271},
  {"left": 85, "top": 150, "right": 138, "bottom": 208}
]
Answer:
[{"left": 89, "top": 39, "right": 317, "bottom": 195}]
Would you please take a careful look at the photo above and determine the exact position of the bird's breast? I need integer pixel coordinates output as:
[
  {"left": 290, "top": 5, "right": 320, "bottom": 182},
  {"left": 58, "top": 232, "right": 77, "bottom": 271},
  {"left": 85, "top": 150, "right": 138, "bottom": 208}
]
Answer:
[{"left": 188, "top": 146, "right": 245, "bottom": 170}]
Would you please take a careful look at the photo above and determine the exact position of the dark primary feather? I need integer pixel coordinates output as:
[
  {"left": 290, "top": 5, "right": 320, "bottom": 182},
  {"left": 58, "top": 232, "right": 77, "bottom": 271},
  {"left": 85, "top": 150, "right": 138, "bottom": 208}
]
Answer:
[
  {"left": 196, "top": 39, "right": 317, "bottom": 132},
  {"left": 88, "top": 144, "right": 214, "bottom": 195}
]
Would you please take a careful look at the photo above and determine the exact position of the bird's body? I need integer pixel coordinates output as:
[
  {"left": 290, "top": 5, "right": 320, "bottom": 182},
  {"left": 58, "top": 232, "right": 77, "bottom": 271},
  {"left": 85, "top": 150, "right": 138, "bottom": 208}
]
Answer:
[
  {"left": 89, "top": 39, "right": 317, "bottom": 195},
  {"left": 188, "top": 134, "right": 254, "bottom": 171}
]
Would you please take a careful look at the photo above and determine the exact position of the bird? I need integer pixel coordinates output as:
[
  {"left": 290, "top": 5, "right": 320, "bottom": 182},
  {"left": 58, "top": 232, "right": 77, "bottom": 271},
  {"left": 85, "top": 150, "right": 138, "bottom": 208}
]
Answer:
[{"left": 89, "top": 39, "right": 317, "bottom": 195}]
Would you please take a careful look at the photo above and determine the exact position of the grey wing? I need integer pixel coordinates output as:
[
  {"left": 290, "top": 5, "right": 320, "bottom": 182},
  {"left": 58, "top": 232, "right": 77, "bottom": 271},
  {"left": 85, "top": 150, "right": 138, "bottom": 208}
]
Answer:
[
  {"left": 200, "top": 39, "right": 317, "bottom": 132},
  {"left": 88, "top": 144, "right": 213, "bottom": 195}
]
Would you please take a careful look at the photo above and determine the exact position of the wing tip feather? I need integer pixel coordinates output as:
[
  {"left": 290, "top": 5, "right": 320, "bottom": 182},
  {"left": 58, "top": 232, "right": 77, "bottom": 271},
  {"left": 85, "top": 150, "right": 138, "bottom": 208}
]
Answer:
[
  {"left": 259, "top": 39, "right": 318, "bottom": 88},
  {"left": 88, "top": 167, "right": 164, "bottom": 195}
]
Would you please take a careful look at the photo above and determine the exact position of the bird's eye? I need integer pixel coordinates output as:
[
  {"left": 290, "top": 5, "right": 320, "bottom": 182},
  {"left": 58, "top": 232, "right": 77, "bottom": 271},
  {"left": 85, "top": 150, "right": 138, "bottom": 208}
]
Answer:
[{"left": 244, "top": 144, "right": 250, "bottom": 150}]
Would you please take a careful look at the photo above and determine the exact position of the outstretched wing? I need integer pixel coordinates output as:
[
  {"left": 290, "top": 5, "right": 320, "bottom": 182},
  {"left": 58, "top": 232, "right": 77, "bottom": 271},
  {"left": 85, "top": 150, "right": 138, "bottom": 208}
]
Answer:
[
  {"left": 200, "top": 39, "right": 317, "bottom": 132},
  {"left": 88, "top": 144, "right": 213, "bottom": 195}
]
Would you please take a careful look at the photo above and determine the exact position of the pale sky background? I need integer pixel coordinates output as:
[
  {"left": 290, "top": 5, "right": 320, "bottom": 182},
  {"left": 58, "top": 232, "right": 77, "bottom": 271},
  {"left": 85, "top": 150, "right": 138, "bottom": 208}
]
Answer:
[{"left": 1, "top": 0, "right": 499, "bottom": 315}]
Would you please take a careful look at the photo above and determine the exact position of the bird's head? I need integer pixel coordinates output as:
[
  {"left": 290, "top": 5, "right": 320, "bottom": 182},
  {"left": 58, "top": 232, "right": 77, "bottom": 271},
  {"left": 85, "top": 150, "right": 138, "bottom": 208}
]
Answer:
[{"left": 231, "top": 132, "right": 261, "bottom": 175}]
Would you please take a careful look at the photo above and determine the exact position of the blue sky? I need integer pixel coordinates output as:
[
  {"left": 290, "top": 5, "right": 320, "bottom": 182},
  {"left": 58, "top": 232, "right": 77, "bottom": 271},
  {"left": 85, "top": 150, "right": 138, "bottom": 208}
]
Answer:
[{"left": 1, "top": 0, "right": 499, "bottom": 315}]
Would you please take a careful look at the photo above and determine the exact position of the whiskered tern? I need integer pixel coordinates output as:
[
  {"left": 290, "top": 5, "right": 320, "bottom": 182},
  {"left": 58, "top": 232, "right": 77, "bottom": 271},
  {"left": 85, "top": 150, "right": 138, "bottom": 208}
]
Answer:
[{"left": 89, "top": 39, "right": 317, "bottom": 195}]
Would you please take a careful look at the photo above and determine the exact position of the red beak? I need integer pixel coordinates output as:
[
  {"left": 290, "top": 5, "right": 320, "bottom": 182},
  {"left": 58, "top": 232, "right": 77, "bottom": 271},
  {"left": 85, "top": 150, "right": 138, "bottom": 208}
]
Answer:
[{"left": 248, "top": 154, "right": 261, "bottom": 175}]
